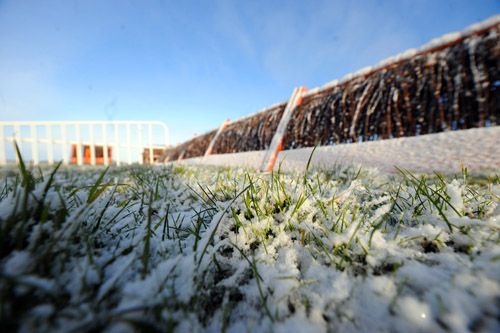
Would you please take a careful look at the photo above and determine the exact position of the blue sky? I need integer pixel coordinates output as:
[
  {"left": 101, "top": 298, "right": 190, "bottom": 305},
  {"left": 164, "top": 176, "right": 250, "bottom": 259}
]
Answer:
[{"left": 0, "top": 0, "right": 498, "bottom": 145}]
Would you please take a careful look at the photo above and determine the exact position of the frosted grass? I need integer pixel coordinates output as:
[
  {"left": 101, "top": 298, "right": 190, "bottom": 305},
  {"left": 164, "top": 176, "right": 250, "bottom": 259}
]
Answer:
[{"left": 0, "top": 147, "right": 499, "bottom": 332}]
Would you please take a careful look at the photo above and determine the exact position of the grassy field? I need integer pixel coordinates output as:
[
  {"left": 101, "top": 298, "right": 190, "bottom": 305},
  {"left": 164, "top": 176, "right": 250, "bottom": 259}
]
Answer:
[{"left": 0, "top": 149, "right": 499, "bottom": 332}]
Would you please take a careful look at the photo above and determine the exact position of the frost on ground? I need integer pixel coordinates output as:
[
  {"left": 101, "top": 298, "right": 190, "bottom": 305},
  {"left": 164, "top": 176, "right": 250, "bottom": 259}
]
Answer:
[
  {"left": 0, "top": 162, "right": 499, "bottom": 333},
  {"left": 184, "top": 127, "right": 500, "bottom": 174}
]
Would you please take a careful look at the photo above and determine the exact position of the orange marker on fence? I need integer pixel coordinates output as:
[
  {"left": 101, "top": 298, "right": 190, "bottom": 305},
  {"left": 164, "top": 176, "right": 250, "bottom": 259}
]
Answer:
[
  {"left": 261, "top": 86, "right": 307, "bottom": 172},
  {"left": 205, "top": 119, "right": 231, "bottom": 157},
  {"left": 177, "top": 150, "right": 185, "bottom": 161}
]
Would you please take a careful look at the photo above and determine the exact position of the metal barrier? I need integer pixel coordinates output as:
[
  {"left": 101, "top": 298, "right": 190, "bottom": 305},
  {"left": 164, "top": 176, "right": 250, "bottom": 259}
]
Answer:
[{"left": 0, "top": 121, "right": 169, "bottom": 166}]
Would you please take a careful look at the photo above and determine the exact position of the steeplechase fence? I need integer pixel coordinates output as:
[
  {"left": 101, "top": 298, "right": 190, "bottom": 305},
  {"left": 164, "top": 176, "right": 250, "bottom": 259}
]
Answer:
[{"left": 162, "top": 15, "right": 500, "bottom": 171}]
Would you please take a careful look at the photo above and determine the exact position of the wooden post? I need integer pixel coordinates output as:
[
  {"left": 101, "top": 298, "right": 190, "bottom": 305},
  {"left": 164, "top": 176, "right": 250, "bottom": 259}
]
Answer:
[
  {"left": 260, "top": 86, "right": 307, "bottom": 172},
  {"left": 204, "top": 119, "right": 230, "bottom": 157},
  {"left": 178, "top": 149, "right": 185, "bottom": 161}
]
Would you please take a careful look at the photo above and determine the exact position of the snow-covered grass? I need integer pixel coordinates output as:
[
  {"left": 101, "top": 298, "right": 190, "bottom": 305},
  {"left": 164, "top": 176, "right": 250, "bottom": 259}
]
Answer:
[{"left": 1, "top": 146, "right": 499, "bottom": 332}]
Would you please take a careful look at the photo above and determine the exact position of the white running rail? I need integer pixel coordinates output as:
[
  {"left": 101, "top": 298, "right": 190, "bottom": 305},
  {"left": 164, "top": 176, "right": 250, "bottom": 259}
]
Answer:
[{"left": 0, "top": 121, "right": 169, "bottom": 166}]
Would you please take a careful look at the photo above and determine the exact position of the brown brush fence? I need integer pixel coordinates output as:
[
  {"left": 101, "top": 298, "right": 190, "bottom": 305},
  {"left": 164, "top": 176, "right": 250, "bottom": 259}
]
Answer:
[
  {"left": 283, "top": 25, "right": 499, "bottom": 149},
  {"left": 211, "top": 104, "right": 286, "bottom": 154},
  {"left": 165, "top": 129, "right": 217, "bottom": 160},
  {"left": 163, "top": 21, "right": 499, "bottom": 162}
]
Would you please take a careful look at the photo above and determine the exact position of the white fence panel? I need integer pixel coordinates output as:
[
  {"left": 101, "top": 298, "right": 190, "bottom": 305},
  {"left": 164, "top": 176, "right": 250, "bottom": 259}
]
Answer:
[{"left": 0, "top": 121, "right": 168, "bottom": 166}]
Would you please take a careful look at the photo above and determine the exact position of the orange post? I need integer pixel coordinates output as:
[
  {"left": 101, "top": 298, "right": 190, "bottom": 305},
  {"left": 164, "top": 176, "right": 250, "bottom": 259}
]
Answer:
[
  {"left": 261, "top": 86, "right": 307, "bottom": 172},
  {"left": 205, "top": 119, "right": 231, "bottom": 157}
]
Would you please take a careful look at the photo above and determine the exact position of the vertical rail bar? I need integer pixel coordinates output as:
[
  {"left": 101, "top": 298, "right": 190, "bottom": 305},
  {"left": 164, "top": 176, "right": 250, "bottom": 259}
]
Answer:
[
  {"left": 76, "top": 124, "right": 83, "bottom": 166},
  {"left": 148, "top": 123, "right": 154, "bottom": 164},
  {"left": 46, "top": 125, "right": 54, "bottom": 165},
  {"left": 114, "top": 123, "right": 121, "bottom": 166},
  {"left": 126, "top": 123, "right": 132, "bottom": 165},
  {"left": 102, "top": 123, "right": 109, "bottom": 166},
  {"left": 137, "top": 124, "right": 143, "bottom": 164},
  {"left": 0, "top": 126, "right": 5, "bottom": 165},
  {"left": 61, "top": 124, "right": 68, "bottom": 165},
  {"left": 14, "top": 124, "right": 21, "bottom": 164},
  {"left": 89, "top": 124, "right": 96, "bottom": 166},
  {"left": 31, "top": 125, "right": 39, "bottom": 166}
]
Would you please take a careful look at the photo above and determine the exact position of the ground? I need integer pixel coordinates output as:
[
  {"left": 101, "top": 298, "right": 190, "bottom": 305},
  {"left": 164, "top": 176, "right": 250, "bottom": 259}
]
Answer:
[{"left": 0, "top": 159, "right": 499, "bottom": 332}]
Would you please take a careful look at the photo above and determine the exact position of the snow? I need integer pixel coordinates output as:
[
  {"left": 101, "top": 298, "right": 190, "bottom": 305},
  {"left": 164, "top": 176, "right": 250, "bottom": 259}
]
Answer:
[
  {"left": 0, "top": 160, "right": 498, "bottom": 332},
  {"left": 396, "top": 296, "right": 432, "bottom": 329},
  {"left": 4, "top": 251, "right": 34, "bottom": 276},
  {"left": 181, "top": 126, "right": 500, "bottom": 174}
]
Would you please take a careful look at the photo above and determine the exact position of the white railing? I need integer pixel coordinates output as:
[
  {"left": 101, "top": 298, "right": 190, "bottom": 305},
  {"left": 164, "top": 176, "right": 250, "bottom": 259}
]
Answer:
[{"left": 0, "top": 121, "right": 169, "bottom": 166}]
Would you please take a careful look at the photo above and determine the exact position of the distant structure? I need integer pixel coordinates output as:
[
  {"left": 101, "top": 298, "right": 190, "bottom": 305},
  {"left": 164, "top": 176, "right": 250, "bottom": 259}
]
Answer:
[
  {"left": 142, "top": 147, "right": 167, "bottom": 164},
  {"left": 0, "top": 120, "right": 169, "bottom": 166},
  {"left": 70, "top": 144, "right": 113, "bottom": 165}
]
